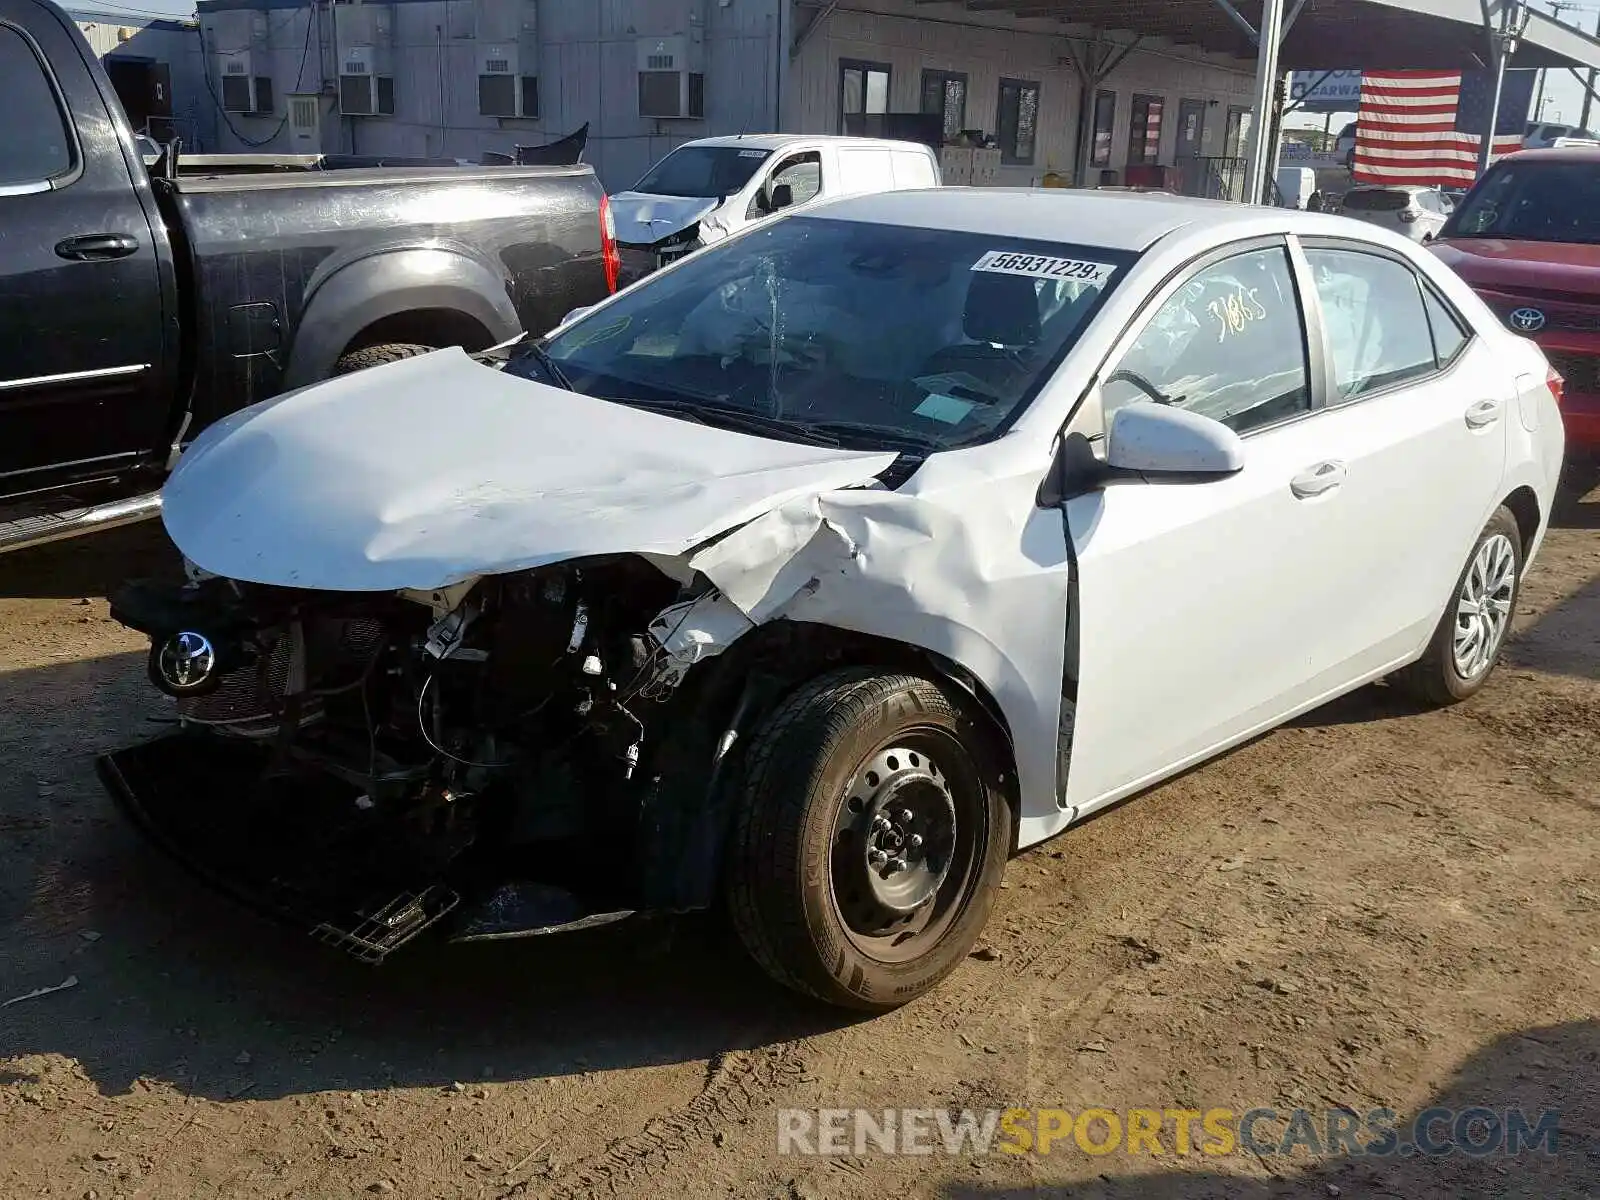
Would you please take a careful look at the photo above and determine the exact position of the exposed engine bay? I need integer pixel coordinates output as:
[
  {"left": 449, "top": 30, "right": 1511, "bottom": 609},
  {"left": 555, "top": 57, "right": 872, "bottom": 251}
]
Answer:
[{"left": 103, "top": 556, "right": 779, "bottom": 961}]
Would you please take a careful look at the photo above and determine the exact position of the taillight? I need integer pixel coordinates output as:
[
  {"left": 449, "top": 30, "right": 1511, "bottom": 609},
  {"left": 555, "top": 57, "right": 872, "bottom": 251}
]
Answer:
[
  {"left": 599, "top": 194, "right": 621, "bottom": 294},
  {"left": 1548, "top": 364, "right": 1565, "bottom": 406}
]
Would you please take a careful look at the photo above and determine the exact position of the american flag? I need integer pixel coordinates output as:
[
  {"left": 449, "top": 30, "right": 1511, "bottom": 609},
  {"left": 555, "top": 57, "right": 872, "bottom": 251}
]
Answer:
[{"left": 1352, "top": 69, "right": 1537, "bottom": 187}]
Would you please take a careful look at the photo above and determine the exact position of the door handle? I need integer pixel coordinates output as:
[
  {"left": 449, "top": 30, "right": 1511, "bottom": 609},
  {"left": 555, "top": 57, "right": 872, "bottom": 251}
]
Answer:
[
  {"left": 1465, "top": 399, "right": 1502, "bottom": 429},
  {"left": 54, "top": 233, "right": 139, "bottom": 261},
  {"left": 1290, "top": 460, "right": 1347, "bottom": 499}
]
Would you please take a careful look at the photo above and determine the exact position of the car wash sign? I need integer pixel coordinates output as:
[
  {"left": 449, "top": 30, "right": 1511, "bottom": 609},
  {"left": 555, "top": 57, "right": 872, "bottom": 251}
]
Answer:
[{"left": 1289, "top": 70, "right": 1363, "bottom": 111}]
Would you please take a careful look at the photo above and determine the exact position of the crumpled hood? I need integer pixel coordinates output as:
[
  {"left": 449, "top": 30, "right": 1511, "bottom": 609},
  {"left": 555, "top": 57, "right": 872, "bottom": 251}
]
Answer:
[
  {"left": 161, "top": 349, "right": 898, "bottom": 592},
  {"left": 608, "top": 191, "right": 722, "bottom": 246}
]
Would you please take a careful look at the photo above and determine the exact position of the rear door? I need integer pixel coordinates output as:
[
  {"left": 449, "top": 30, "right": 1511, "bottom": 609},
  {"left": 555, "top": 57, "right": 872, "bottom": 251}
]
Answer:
[
  {"left": 0, "top": 0, "right": 166, "bottom": 496},
  {"left": 1292, "top": 238, "right": 1511, "bottom": 672}
]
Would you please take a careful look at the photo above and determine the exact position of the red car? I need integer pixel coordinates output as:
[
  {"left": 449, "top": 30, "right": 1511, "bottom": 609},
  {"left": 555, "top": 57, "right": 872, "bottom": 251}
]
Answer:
[{"left": 1430, "top": 147, "right": 1600, "bottom": 469}]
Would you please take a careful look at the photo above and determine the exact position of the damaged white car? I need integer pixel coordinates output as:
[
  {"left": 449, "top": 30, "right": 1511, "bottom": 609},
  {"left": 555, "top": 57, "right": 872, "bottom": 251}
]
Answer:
[{"left": 101, "top": 190, "right": 1564, "bottom": 1011}]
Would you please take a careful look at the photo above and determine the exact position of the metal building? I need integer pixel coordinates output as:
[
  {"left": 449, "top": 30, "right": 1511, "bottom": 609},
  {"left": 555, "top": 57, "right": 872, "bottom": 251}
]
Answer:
[
  {"left": 70, "top": 6, "right": 217, "bottom": 149},
  {"left": 195, "top": 0, "right": 1261, "bottom": 191}
]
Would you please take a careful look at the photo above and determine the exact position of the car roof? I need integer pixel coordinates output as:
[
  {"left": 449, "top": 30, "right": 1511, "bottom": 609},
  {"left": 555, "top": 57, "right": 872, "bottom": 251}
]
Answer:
[
  {"left": 802, "top": 187, "right": 1270, "bottom": 251},
  {"left": 1500, "top": 145, "right": 1600, "bottom": 163},
  {"left": 684, "top": 133, "right": 932, "bottom": 153}
]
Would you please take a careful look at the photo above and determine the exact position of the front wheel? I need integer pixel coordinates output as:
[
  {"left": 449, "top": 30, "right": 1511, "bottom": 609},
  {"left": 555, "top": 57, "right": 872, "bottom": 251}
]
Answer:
[
  {"left": 725, "top": 668, "right": 1010, "bottom": 1011},
  {"left": 331, "top": 342, "right": 437, "bottom": 376},
  {"left": 1392, "top": 506, "right": 1523, "bottom": 705}
]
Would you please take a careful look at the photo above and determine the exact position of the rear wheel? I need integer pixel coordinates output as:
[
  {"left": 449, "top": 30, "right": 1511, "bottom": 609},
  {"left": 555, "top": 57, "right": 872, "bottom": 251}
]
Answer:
[
  {"left": 331, "top": 342, "right": 437, "bottom": 376},
  {"left": 1392, "top": 506, "right": 1522, "bottom": 705},
  {"left": 726, "top": 668, "right": 1010, "bottom": 1011}
]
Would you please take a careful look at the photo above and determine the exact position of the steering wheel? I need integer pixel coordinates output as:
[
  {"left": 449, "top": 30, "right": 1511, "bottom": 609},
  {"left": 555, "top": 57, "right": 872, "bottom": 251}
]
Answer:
[{"left": 1103, "top": 368, "right": 1180, "bottom": 406}]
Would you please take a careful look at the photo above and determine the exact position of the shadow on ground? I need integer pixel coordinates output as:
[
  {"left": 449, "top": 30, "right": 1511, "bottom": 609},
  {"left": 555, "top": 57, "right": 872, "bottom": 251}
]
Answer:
[
  {"left": 0, "top": 521, "right": 182, "bottom": 600},
  {"left": 0, "top": 643, "right": 846, "bottom": 1108},
  {"left": 940, "top": 1020, "right": 1600, "bottom": 1198}
]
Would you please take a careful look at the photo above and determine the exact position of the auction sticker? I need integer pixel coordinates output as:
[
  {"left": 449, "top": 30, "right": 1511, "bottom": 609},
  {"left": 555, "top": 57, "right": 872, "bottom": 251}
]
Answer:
[{"left": 972, "top": 251, "right": 1114, "bottom": 284}]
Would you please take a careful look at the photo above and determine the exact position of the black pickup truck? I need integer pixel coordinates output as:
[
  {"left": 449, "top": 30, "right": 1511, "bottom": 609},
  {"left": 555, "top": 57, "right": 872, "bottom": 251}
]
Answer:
[{"left": 0, "top": 0, "right": 620, "bottom": 553}]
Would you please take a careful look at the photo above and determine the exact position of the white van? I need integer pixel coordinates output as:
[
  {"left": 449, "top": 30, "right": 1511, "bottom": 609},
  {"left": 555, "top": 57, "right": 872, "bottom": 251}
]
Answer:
[{"left": 609, "top": 134, "right": 942, "bottom": 279}]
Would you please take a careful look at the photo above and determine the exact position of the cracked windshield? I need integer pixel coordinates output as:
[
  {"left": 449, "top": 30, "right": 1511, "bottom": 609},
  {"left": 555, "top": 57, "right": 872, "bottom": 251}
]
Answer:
[{"left": 517, "top": 217, "right": 1132, "bottom": 451}]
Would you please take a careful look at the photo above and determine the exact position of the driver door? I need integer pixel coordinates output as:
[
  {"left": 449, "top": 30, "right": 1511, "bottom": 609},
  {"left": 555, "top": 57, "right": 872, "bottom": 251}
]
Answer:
[{"left": 1059, "top": 240, "right": 1365, "bottom": 814}]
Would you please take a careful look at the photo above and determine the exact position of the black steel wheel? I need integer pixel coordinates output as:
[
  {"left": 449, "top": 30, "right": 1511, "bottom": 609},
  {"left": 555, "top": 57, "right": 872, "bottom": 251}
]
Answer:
[{"left": 726, "top": 668, "right": 1010, "bottom": 1011}]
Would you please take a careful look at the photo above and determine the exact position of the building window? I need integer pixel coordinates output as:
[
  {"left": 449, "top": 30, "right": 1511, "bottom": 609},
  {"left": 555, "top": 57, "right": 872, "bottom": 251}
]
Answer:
[
  {"left": 920, "top": 69, "right": 967, "bottom": 143},
  {"left": 521, "top": 75, "right": 539, "bottom": 119},
  {"left": 1224, "top": 105, "right": 1253, "bottom": 158},
  {"left": 1127, "top": 93, "right": 1164, "bottom": 165},
  {"left": 479, "top": 74, "right": 515, "bottom": 116},
  {"left": 997, "top": 77, "right": 1040, "bottom": 165},
  {"left": 376, "top": 76, "right": 394, "bottom": 115},
  {"left": 1090, "top": 88, "right": 1115, "bottom": 167},
  {"left": 687, "top": 72, "right": 704, "bottom": 119},
  {"left": 840, "top": 58, "right": 890, "bottom": 134}
]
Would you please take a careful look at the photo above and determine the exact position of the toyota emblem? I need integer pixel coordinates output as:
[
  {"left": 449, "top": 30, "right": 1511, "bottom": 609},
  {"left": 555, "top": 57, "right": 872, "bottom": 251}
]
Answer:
[
  {"left": 154, "top": 630, "right": 217, "bottom": 693},
  {"left": 1508, "top": 307, "right": 1546, "bottom": 333}
]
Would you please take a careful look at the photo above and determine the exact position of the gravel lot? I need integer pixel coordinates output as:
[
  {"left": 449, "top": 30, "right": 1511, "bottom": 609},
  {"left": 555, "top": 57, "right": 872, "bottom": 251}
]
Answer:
[{"left": 1, "top": 484, "right": 1597, "bottom": 1199}]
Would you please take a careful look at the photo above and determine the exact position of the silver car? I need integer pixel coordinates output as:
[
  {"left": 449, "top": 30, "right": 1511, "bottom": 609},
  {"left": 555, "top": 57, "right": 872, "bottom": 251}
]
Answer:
[{"left": 1341, "top": 184, "right": 1453, "bottom": 242}]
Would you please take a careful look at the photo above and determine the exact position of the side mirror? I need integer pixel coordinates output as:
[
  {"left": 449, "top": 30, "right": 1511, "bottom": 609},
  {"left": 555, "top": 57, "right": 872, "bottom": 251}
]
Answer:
[
  {"left": 770, "top": 182, "right": 795, "bottom": 210},
  {"left": 1105, "top": 402, "right": 1244, "bottom": 477}
]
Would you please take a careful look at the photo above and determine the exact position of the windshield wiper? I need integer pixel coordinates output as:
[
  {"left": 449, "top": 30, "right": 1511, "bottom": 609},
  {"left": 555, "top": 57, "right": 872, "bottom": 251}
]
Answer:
[
  {"left": 599, "top": 396, "right": 710, "bottom": 425},
  {"left": 518, "top": 342, "right": 575, "bottom": 391},
  {"left": 803, "top": 421, "right": 942, "bottom": 454},
  {"left": 605, "top": 396, "right": 843, "bottom": 447}
]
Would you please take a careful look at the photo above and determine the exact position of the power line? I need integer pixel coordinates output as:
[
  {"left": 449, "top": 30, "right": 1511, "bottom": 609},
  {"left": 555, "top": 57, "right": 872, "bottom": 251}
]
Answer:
[
  {"left": 195, "top": 4, "right": 313, "bottom": 148},
  {"left": 71, "top": 2, "right": 197, "bottom": 21}
]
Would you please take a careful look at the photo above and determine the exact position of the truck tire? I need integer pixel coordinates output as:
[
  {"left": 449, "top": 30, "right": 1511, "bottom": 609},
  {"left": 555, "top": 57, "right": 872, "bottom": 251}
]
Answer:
[
  {"left": 331, "top": 343, "right": 437, "bottom": 376},
  {"left": 1392, "top": 506, "right": 1522, "bottom": 706},
  {"left": 726, "top": 667, "right": 1010, "bottom": 1012}
]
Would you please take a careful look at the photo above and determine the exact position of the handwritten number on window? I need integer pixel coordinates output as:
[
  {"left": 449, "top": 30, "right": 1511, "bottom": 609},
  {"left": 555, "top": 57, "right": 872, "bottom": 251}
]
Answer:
[{"left": 1206, "top": 287, "right": 1268, "bottom": 342}]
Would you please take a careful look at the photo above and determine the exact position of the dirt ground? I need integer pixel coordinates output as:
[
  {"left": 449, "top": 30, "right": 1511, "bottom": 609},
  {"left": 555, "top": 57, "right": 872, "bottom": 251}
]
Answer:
[{"left": 1, "top": 486, "right": 1597, "bottom": 1200}]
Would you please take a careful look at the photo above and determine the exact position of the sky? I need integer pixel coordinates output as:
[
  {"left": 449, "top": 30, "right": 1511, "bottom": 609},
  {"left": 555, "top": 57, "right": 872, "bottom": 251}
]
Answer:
[
  {"left": 1285, "top": 0, "right": 1600, "bottom": 135},
  {"left": 101, "top": 0, "right": 1600, "bottom": 131},
  {"left": 81, "top": 0, "right": 195, "bottom": 17}
]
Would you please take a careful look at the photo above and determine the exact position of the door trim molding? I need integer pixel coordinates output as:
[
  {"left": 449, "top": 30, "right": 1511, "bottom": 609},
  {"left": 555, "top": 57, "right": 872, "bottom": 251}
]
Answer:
[{"left": 0, "top": 363, "right": 150, "bottom": 391}]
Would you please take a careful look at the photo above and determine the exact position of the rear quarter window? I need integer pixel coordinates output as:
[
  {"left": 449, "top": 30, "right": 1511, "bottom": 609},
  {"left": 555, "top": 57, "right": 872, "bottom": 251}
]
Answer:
[{"left": 1343, "top": 190, "right": 1409, "bottom": 212}]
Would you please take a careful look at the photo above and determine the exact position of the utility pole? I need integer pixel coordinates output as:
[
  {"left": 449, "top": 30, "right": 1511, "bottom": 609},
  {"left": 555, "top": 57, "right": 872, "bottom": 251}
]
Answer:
[
  {"left": 1583, "top": 8, "right": 1600, "bottom": 131},
  {"left": 1478, "top": 0, "right": 1532, "bottom": 179},
  {"left": 1244, "top": 0, "right": 1286, "bottom": 205}
]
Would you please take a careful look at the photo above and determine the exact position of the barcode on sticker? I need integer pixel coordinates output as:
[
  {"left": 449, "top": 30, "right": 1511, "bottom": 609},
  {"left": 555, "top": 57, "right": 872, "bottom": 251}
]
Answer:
[{"left": 972, "top": 251, "right": 1114, "bottom": 284}]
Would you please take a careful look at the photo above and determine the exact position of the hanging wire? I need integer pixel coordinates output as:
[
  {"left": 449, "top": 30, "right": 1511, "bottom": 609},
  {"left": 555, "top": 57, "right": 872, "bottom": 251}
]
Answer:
[{"left": 195, "top": 2, "right": 314, "bottom": 148}]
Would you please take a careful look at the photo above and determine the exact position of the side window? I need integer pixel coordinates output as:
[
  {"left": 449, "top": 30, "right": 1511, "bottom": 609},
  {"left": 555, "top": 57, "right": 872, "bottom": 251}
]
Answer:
[
  {"left": 1102, "top": 246, "right": 1310, "bottom": 434},
  {"left": 770, "top": 151, "right": 822, "bottom": 206},
  {"left": 1305, "top": 248, "right": 1437, "bottom": 399},
  {"left": 1422, "top": 286, "right": 1470, "bottom": 367},
  {"left": 0, "top": 24, "right": 75, "bottom": 187}
]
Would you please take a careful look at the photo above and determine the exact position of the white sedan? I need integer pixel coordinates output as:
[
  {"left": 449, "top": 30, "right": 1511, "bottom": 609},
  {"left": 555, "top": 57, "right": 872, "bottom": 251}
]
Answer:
[{"left": 114, "top": 189, "right": 1564, "bottom": 1012}]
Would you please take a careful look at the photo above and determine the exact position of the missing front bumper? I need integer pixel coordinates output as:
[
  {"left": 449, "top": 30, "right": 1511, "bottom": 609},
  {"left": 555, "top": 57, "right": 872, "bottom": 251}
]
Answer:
[{"left": 98, "top": 733, "right": 638, "bottom": 963}]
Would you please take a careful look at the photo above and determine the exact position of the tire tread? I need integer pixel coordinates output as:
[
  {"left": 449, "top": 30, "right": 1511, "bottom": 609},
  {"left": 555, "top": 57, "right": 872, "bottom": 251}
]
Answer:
[{"left": 726, "top": 668, "right": 987, "bottom": 1010}]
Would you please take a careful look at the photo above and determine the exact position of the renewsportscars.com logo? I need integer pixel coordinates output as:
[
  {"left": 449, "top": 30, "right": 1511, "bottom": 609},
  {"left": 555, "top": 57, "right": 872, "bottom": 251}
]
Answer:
[{"left": 777, "top": 1106, "right": 1563, "bottom": 1159}]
